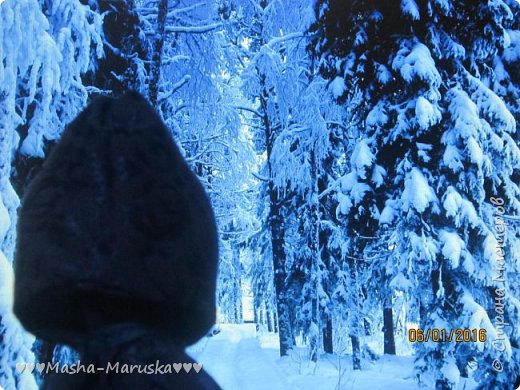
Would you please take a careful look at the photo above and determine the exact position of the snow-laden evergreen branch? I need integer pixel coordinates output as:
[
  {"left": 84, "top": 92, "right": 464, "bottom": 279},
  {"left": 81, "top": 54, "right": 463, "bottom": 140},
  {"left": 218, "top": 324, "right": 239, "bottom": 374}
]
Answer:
[
  {"left": 164, "top": 22, "right": 222, "bottom": 34},
  {"left": 157, "top": 75, "right": 191, "bottom": 101},
  {"left": 265, "top": 32, "right": 310, "bottom": 48}
]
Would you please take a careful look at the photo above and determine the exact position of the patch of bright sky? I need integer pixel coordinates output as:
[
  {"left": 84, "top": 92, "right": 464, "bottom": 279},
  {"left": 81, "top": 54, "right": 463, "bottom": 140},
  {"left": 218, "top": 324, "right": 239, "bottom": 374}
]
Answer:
[{"left": 241, "top": 37, "right": 251, "bottom": 50}]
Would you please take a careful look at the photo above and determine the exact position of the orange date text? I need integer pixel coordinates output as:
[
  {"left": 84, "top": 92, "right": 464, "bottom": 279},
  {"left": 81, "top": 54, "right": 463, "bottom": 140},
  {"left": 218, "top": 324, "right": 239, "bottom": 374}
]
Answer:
[{"left": 408, "top": 328, "right": 487, "bottom": 343}]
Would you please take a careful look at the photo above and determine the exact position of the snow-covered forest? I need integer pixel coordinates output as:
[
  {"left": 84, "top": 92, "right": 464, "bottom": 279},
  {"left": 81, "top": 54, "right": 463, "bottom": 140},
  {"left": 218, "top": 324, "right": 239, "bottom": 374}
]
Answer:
[{"left": 1, "top": 0, "right": 519, "bottom": 389}]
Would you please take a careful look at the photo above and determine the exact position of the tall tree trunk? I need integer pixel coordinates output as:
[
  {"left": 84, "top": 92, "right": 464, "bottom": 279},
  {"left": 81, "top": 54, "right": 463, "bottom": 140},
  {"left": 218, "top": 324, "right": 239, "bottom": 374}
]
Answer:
[
  {"left": 309, "top": 293, "right": 319, "bottom": 362},
  {"left": 237, "top": 293, "right": 243, "bottom": 323},
  {"left": 149, "top": 0, "right": 168, "bottom": 105},
  {"left": 260, "top": 79, "right": 293, "bottom": 356},
  {"left": 254, "top": 306, "right": 258, "bottom": 324},
  {"left": 323, "top": 316, "right": 333, "bottom": 354},
  {"left": 266, "top": 309, "right": 273, "bottom": 333},
  {"left": 383, "top": 295, "right": 396, "bottom": 355},
  {"left": 308, "top": 149, "right": 321, "bottom": 362},
  {"left": 258, "top": 306, "right": 263, "bottom": 328},
  {"left": 318, "top": 156, "right": 334, "bottom": 355},
  {"left": 268, "top": 189, "right": 292, "bottom": 355},
  {"left": 351, "top": 335, "right": 361, "bottom": 370},
  {"left": 232, "top": 245, "right": 242, "bottom": 324},
  {"left": 350, "top": 256, "right": 362, "bottom": 370}
]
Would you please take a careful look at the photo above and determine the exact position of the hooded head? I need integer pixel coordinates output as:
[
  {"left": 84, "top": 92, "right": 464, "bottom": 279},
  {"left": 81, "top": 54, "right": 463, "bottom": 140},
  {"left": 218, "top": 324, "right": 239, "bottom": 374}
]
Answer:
[{"left": 14, "top": 91, "right": 218, "bottom": 348}]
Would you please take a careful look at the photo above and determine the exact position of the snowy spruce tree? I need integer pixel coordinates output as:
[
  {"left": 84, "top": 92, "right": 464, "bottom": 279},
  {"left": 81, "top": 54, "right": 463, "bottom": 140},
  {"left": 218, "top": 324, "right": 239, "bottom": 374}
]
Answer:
[
  {"left": 221, "top": 0, "right": 345, "bottom": 359},
  {"left": 82, "top": 0, "right": 150, "bottom": 95},
  {"left": 134, "top": 0, "right": 261, "bottom": 324},
  {"left": 334, "top": 136, "right": 389, "bottom": 368},
  {"left": 220, "top": 0, "right": 309, "bottom": 356},
  {"left": 312, "top": 0, "right": 520, "bottom": 388},
  {"left": 1, "top": 0, "right": 102, "bottom": 388}
]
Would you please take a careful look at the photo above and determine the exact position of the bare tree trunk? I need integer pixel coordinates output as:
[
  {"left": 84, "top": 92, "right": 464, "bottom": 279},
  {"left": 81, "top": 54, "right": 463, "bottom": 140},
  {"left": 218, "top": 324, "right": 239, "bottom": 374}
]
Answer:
[
  {"left": 232, "top": 245, "right": 242, "bottom": 324},
  {"left": 308, "top": 149, "right": 321, "bottom": 362},
  {"left": 259, "top": 304, "right": 265, "bottom": 327},
  {"left": 309, "top": 272, "right": 319, "bottom": 361},
  {"left": 258, "top": 74, "right": 293, "bottom": 356},
  {"left": 383, "top": 295, "right": 396, "bottom": 355},
  {"left": 149, "top": 0, "right": 168, "bottom": 105},
  {"left": 318, "top": 155, "right": 335, "bottom": 356},
  {"left": 269, "top": 189, "right": 291, "bottom": 347},
  {"left": 351, "top": 335, "right": 361, "bottom": 370},
  {"left": 323, "top": 316, "right": 333, "bottom": 354},
  {"left": 266, "top": 309, "right": 273, "bottom": 333},
  {"left": 268, "top": 198, "right": 292, "bottom": 355},
  {"left": 350, "top": 259, "right": 362, "bottom": 370}
]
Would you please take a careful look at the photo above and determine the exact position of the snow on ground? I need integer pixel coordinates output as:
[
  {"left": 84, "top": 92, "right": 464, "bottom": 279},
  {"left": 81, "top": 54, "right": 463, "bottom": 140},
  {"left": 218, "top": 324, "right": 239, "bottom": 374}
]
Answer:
[
  {"left": 188, "top": 324, "right": 289, "bottom": 389},
  {"left": 187, "top": 324, "right": 422, "bottom": 390}
]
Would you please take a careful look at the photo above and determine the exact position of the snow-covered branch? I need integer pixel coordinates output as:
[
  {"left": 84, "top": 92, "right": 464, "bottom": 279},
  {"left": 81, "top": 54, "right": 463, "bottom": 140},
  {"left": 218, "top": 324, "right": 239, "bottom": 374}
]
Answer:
[
  {"left": 181, "top": 134, "right": 224, "bottom": 144},
  {"left": 252, "top": 172, "right": 269, "bottom": 182},
  {"left": 344, "top": 253, "right": 389, "bottom": 262},
  {"left": 85, "top": 86, "right": 112, "bottom": 95},
  {"left": 104, "top": 40, "right": 137, "bottom": 60},
  {"left": 265, "top": 32, "right": 310, "bottom": 48},
  {"left": 157, "top": 75, "right": 191, "bottom": 102},
  {"left": 167, "top": 2, "right": 205, "bottom": 18},
  {"left": 162, "top": 55, "right": 190, "bottom": 64},
  {"left": 218, "top": 228, "right": 261, "bottom": 236},
  {"left": 318, "top": 178, "right": 339, "bottom": 199},
  {"left": 164, "top": 23, "right": 222, "bottom": 34},
  {"left": 136, "top": 7, "right": 156, "bottom": 16},
  {"left": 186, "top": 144, "right": 212, "bottom": 163},
  {"left": 232, "top": 105, "right": 263, "bottom": 118}
]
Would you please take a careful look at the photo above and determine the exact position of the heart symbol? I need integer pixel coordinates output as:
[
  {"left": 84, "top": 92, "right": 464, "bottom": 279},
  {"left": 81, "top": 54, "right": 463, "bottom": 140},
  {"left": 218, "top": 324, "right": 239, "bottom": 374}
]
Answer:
[
  {"left": 36, "top": 363, "right": 46, "bottom": 373},
  {"left": 25, "top": 364, "right": 35, "bottom": 374},
  {"left": 183, "top": 363, "right": 192, "bottom": 373},
  {"left": 193, "top": 363, "right": 203, "bottom": 373},
  {"left": 173, "top": 363, "right": 182, "bottom": 373},
  {"left": 16, "top": 363, "right": 26, "bottom": 373}
]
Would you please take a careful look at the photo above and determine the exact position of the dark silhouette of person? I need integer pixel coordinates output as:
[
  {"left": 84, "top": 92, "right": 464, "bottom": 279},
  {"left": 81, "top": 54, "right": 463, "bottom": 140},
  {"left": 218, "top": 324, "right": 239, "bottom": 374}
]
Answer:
[{"left": 14, "top": 91, "right": 221, "bottom": 389}]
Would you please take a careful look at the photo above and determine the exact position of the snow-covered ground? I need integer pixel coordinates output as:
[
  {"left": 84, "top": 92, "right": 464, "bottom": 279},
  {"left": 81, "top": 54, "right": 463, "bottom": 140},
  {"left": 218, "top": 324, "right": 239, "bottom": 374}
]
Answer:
[
  {"left": 187, "top": 324, "right": 422, "bottom": 390},
  {"left": 188, "top": 324, "right": 485, "bottom": 389}
]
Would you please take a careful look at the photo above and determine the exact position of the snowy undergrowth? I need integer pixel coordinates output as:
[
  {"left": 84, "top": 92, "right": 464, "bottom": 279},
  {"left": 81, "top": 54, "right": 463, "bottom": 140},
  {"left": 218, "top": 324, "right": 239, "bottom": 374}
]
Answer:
[{"left": 186, "top": 324, "right": 487, "bottom": 390}]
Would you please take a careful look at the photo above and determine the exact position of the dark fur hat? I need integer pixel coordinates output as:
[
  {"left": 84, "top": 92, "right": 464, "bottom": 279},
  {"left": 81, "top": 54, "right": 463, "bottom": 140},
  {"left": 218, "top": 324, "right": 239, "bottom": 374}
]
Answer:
[{"left": 14, "top": 91, "right": 218, "bottom": 348}]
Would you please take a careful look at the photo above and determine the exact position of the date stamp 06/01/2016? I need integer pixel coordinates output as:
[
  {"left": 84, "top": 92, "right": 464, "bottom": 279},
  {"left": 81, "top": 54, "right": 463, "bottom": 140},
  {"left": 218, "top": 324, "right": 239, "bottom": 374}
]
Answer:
[{"left": 408, "top": 328, "right": 487, "bottom": 343}]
